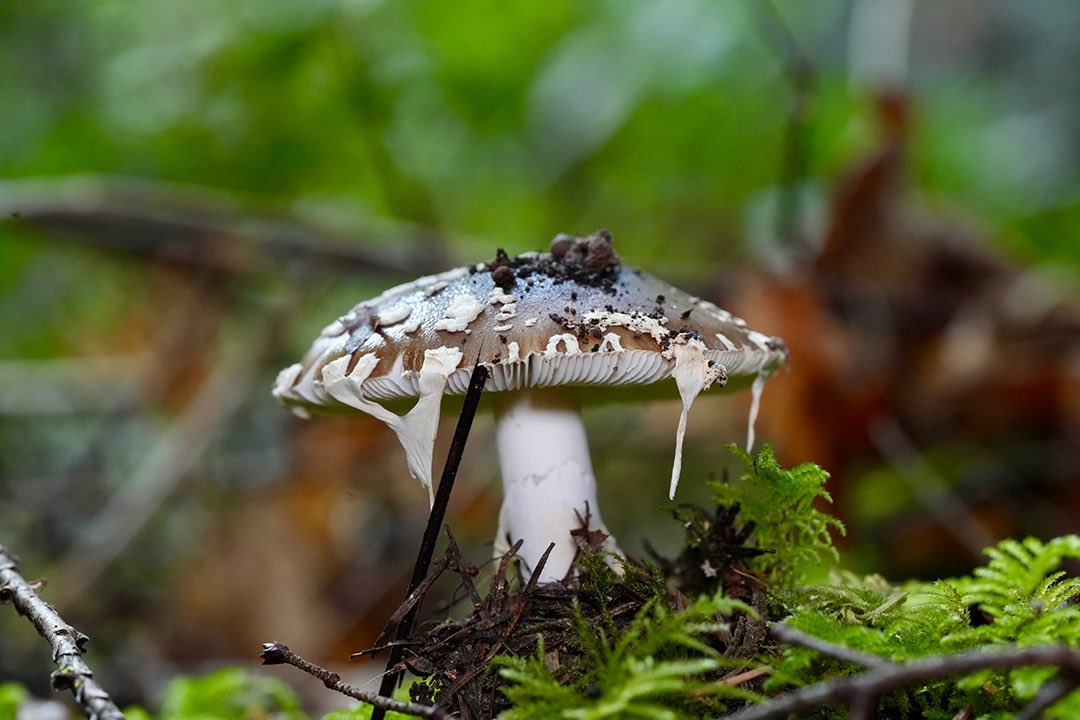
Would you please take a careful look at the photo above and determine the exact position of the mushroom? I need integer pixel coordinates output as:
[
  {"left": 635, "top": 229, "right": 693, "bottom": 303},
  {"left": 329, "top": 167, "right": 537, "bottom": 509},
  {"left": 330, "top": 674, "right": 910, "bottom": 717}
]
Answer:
[{"left": 274, "top": 231, "right": 787, "bottom": 583}]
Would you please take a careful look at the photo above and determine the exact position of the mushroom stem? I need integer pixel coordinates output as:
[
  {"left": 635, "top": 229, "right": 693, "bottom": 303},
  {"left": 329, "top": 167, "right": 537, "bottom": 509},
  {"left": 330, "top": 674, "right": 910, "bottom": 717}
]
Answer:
[{"left": 494, "top": 387, "right": 619, "bottom": 583}]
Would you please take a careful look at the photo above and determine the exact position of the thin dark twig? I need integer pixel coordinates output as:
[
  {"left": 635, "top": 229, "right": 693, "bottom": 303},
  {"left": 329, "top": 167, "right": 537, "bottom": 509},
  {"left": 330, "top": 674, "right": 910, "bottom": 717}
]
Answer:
[
  {"left": 437, "top": 542, "right": 555, "bottom": 701},
  {"left": 426, "top": 539, "right": 524, "bottom": 651},
  {"left": 261, "top": 642, "right": 450, "bottom": 720},
  {"left": 443, "top": 527, "right": 484, "bottom": 608},
  {"left": 722, "top": 645, "right": 1080, "bottom": 720},
  {"left": 369, "top": 549, "right": 456, "bottom": 650},
  {"left": 372, "top": 361, "right": 489, "bottom": 720},
  {"left": 503, "top": 543, "right": 555, "bottom": 641},
  {"left": 0, "top": 545, "right": 124, "bottom": 720},
  {"left": 768, "top": 622, "right": 894, "bottom": 668},
  {"left": 485, "top": 538, "right": 523, "bottom": 618}
]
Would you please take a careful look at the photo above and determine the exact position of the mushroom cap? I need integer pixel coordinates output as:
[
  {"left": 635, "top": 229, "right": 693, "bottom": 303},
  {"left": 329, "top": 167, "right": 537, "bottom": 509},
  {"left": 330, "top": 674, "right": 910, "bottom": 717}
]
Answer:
[{"left": 274, "top": 230, "right": 787, "bottom": 409}]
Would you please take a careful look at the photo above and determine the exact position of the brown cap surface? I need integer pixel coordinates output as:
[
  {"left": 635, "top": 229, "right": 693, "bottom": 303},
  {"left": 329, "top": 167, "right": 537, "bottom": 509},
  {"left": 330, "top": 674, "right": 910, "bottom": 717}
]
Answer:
[{"left": 274, "top": 231, "right": 787, "bottom": 408}]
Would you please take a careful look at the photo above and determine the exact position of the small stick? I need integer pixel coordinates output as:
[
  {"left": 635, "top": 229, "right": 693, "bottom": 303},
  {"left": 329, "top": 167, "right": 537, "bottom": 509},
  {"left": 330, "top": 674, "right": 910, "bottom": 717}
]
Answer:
[
  {"left": 0, "top": 544, "right": 124, "bottom": 720},
  {"left": 372, "top": 361, "right": 488, "bottom": 720},
  {"left": 768, "top": 622, "right": 894, "bottom": 668},
  {"left": 722, "top": 645, "right": 1080, "bottom": 720},
  {"left": 369, "top": 548, "right": 455, "bottom": 650},
  {"left": 689, "top": 667, "right": 772, "bottom": 700},
  {"left": 262, "top": 642, "right": 450, "bottom": 720},
  {"left": 724, "top": 667, "right": 772, "bottom": 687},
  {"left": 442, "top": 527, "right": 484, "bottom": 608},
  {"left": 437, "top": 543, "right": 555, "bottom": 701}
]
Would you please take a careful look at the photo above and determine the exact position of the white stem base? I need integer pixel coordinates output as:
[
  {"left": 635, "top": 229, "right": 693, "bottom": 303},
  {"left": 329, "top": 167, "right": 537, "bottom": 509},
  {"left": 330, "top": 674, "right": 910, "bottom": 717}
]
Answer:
[{"left": 494, "top": 388, "right": 620, "bottom": 583}]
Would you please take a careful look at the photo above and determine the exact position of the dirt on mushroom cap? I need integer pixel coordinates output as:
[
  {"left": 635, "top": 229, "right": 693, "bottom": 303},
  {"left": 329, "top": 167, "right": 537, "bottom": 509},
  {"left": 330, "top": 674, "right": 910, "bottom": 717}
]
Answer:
[{"left": 487, "top": 229, "right": 621, "bottom": 292}]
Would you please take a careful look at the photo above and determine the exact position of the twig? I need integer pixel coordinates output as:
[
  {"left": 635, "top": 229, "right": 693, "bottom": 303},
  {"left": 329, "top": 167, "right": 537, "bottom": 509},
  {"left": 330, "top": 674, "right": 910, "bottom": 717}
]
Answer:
[
  {"left": 372, "top": 361, "right": 488, "bottom": 720},
  {"left": 951, "top": 705, "right": 975, "bottom": 720},
  {"left": 722, "top": 645, "right": 1080, "bottom": 720},
  {"left": 0, "top": 545, "right": 124, "bottom": 720},
  {"left": 689, "top": 667, "right": 772, "bottom": 700},
  {"left": 723, "top": 667, "right": 772, "bottom": 687},
  {"left": 768, "top": 622, "right": 894, "bottom": 668},
  {"left": 369, "top": 548, "right": 456, "bottom": 651},
  {"left": 443, "top": 528, "right": 484, "bottom": 608},
  {"left": 484, "top": 538, "right": 523, "bottom": 618},
  {"left": 261, "top": 642, "right": 450, "bottom": 720},
  {"left": 424, "top": 539, "right": 525, "bottom": 653},
  {"left": 437, "top": 542, "right": 555, "bottom": 701}
]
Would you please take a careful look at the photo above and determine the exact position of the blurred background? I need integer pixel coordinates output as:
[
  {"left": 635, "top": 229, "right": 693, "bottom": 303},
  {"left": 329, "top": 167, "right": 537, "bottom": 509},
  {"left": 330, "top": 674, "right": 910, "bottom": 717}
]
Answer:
[{"left": 1, "top": 0, "right": 1077, "bottom": 712}]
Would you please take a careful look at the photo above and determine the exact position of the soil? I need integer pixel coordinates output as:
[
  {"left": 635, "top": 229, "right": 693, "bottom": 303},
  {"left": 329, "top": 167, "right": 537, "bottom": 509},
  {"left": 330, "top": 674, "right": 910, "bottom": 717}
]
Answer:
[{"left": 486, "top": 230, "right": 621, "bottom": 293}]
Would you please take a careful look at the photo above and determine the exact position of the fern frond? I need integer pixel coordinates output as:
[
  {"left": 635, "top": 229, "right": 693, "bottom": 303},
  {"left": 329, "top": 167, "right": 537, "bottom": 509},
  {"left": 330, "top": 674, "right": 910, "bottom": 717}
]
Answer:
[
  {"left": 498, "top": 591, "right": 750, "bottom": 720},
  {"left": 966, "top": 536, "right": 1080, "bottom": 620},
  {"left": 713, "top": 445, "right": 844, "bottom": 590},
  {"left": 565, "top": 657, "right": 721, "bottom": 720},
  {"left": 797, "top": 571, "right": 909, "bottom": 628}
]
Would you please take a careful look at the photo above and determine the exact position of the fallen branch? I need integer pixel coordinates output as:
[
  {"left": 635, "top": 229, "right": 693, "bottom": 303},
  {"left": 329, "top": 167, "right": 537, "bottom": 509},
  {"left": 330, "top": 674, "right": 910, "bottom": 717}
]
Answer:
[
  {"left": 723, "top": 644, "right": 1080, "bottom": 720},
  {"left": 0, "top": 174, "right": 440, "bottom": 278},
  {"left": 0, "top": 544, "right": 124, "bottom": 720},
  {"left": 261, "top": 642, "right": 450, "bottom": 720},
  {"left": 767, "top": 622, "right": 894, "bottom": 668}
]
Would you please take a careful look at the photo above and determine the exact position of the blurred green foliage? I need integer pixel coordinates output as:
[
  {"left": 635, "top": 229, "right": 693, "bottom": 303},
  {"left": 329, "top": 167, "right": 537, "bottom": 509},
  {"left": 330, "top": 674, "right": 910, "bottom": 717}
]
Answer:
[
  {"left": 3, "top": 1, "right": 1078, "bottom": 274},
  {"left": 124, "top": 668, "right": 306, "bottom": 720},
  {"left": 0, "top": 684, "right": 27, "bottom": 720}
]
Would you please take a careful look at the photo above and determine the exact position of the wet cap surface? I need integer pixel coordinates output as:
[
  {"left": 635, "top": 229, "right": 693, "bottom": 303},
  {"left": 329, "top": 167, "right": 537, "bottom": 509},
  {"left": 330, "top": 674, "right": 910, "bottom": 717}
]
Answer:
[{"left": 275, "top": 230, "right": 788, "bottom": 407}]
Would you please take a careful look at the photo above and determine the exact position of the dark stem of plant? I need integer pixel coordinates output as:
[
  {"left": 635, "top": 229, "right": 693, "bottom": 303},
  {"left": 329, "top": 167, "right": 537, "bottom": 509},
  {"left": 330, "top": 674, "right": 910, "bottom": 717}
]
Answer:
[
  {"left": 372, "top": 360, "right": 489, "bottom": 720},
  {"left": 768, "top": 622, "right": 893, "bottom": 668}
]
